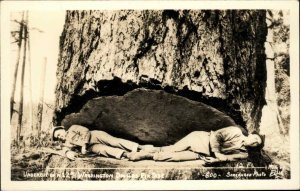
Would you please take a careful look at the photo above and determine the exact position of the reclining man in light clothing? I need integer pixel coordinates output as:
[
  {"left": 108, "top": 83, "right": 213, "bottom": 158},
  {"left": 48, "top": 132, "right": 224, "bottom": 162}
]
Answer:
[
  {"left": 128, "top": 126, "right": 265, "bottom": 163},
  {"left": 52, "top": 125, "right": 154, "bottom": 160}
]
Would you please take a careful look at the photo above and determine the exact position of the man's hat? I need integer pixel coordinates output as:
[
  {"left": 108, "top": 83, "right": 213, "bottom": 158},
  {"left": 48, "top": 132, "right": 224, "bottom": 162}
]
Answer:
[{"left": 52, "top": 126, "right": 65, "bottom": 141}]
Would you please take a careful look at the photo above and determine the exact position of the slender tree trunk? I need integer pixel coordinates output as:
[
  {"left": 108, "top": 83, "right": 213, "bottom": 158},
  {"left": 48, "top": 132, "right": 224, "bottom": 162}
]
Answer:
[
  {"left": 26, "top": 13, "right": 34, "bottom": 132},
  {"left": 36, "top": 57, "right": 47, "bottom": 138},
  {"left": 11, "top": 12, "right": 24, "bottom": 120},
  {"left": 16, "top": 12, "right": 28, "bottom": 148}
]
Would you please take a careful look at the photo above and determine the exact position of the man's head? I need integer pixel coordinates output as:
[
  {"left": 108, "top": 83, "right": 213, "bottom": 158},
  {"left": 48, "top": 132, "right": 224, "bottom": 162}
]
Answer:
[
  {"left": 52, "top": 126, "right": 66, "bottom": 141},
  {"left": 244, "top": 131, "right": 265, "bottom": 148}
]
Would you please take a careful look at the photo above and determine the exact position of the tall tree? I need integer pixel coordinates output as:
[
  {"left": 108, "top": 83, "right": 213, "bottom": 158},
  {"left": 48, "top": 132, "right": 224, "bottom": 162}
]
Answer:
[
  {"left": 26, "top": 12, "right": 34, "bottom": 132},
  {"left": 16, "top": 11, "right": 28, "bottom": 148},
  {"left": 11, "top": 12, "right": 24, "bottom": 120},
  {"left": 36, "top": 57, "right": 47, "bottom": 138}
]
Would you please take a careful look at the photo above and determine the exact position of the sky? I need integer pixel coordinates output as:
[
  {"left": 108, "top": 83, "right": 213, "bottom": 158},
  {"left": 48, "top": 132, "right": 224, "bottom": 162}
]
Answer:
[{"left": 10, "top": 11, "right": 66, "bottom": 104}]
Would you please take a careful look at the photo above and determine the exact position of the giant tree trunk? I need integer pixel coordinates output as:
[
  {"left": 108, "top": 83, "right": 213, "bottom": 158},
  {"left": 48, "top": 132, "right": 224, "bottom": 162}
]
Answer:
[{"left": 55, "top": 10, "right": 267, "bottom": 141}]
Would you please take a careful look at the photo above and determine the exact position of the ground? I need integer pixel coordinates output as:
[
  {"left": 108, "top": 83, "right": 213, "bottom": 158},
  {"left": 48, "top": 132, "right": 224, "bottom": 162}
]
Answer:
[{"left": 11, "top": 147, "right": 289, "bottom": 181}]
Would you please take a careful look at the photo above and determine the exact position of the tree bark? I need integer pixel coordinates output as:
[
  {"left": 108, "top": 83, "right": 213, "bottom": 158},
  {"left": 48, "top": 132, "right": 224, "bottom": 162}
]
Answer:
[{"left": 55, "top": 10, "right": 267, "bottom": 132}]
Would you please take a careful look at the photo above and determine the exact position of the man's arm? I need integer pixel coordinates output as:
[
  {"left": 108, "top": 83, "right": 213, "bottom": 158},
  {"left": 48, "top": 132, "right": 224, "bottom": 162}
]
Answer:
[
  {"left": 61, "top": 141, "right": 79, "bottom": 160},
  {"left": 61, "top": 146, "right": 78, "bottom": 160},
  {"left": 225, "top": 152, "right": 248, "bottom": 161},
  {"left": 210, "top": 130, "right": 223, "bottom": 154},
  {"left": 81, "top": 144, "right": 87, "bottom": 155},
  {"left": 214, "top": 152, "right": 228, "bottom": 161},
  {"left": 202, "top": 152, "right": 248, "bottom": 164},
  {"left": 214, "top": 152, "right": 248, "bottom": 162},
  {"left": 63, "top": 140, "right": 73, "bottom": 148}
]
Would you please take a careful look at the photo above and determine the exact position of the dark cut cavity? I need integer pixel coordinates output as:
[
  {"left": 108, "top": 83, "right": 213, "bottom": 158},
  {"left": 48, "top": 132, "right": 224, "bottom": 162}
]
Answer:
[{"left": 61, "top": 88, "right": 237, "bottom": 146}]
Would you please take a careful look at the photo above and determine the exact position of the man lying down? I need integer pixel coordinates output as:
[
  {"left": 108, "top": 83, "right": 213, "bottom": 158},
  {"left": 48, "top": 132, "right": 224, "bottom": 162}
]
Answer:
[{"left": 51, "top": 125, "right": 264, "bottom": 164}]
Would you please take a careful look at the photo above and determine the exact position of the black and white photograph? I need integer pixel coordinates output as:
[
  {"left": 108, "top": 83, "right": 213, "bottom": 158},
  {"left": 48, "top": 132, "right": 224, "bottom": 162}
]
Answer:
[{"left": 1, "top": 1, "right": 299, "bottom": 190}]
